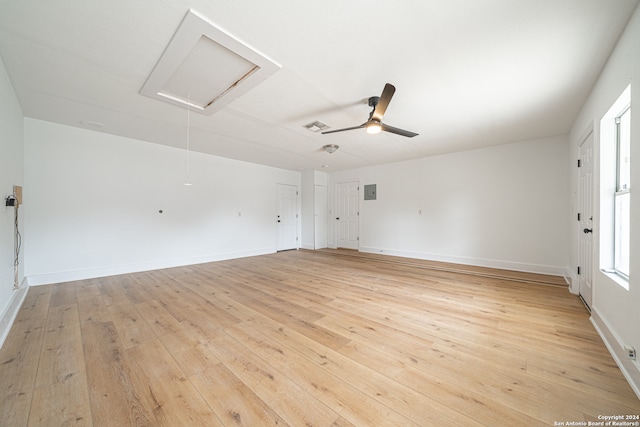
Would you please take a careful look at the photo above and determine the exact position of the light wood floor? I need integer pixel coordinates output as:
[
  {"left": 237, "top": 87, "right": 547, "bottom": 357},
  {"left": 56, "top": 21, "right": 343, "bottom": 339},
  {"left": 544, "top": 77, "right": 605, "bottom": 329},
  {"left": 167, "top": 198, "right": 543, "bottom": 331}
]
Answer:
[{"left": 1, "top": 250, "right": 638, "bottom": 426}]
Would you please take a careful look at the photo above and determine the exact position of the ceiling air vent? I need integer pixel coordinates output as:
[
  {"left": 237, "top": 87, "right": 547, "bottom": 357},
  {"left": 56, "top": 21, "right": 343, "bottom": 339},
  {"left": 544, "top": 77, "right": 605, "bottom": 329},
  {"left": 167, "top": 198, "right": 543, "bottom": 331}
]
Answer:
[
  {"left": 140, "top": 9, "right": 281, "bottom": 114},
  {"left": 304, "top": 121, "right": 329, "bottom": 132}
]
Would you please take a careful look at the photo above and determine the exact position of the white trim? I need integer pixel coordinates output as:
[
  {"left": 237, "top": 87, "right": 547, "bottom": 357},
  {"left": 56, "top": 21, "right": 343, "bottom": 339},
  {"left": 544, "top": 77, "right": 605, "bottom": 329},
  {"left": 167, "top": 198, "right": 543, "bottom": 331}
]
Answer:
[
  {"left": 359, "top": 246, "right": 569, "bottom": 278},
  {"left": 564, "top": 267, "right": 578, "bottom": 293},
  {"left": 140, "top": 9, "right": 280, "bottom": 114},
  {"left": 27, "top": 247, "right": 274, "bottom": 286},
  {"left": 590, "top": 307, "right": 640, "bottom": 399},
  {"left": 0, "top": 280, "right": 29, "bottom": 349}
]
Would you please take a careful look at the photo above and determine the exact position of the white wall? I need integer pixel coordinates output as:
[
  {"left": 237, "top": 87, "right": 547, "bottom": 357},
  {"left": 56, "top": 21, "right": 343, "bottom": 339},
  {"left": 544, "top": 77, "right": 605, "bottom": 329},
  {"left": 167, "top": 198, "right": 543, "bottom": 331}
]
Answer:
[
  {"left": 329, "top": 135, "right": 570, "bottom": 276},
  {"left": 0, "top": 55, "right": 27, "bottom": 346},
  {"left": 314, "top": 171, "right": 328, "bottom": 249},
  {"left": 301, "top": 170, "right": 315, "bottom": 250},
  {"left": 569, "top": 4, "right": 640, "bottom": 396},
  {"left": 24, "top": 118, "right": 300, "bottom": 284},
  {"left": 301, "top": 170, "right": 328, "bottom": 250}
]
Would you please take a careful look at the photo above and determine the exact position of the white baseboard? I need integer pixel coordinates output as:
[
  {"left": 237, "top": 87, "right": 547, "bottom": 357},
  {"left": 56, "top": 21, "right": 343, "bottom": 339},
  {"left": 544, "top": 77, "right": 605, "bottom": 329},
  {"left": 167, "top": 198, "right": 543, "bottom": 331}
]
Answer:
[
  {"left": 564, "top": 268, "right": 578, "bottom": 293},
  {"left": 358, "top": 246, "right": 568, "bottom": 278},
  {"left": 591, "top": 307, "right": 640, "bottom": 399},
  {"left": 0, "top": 280, "right": 28, "bottom": 349},
  {"left": 300, "top": 243, "right": 315, "bottom": 250},
  {"left": 27, "top": 247, "right": 275, "bottom": 286}
]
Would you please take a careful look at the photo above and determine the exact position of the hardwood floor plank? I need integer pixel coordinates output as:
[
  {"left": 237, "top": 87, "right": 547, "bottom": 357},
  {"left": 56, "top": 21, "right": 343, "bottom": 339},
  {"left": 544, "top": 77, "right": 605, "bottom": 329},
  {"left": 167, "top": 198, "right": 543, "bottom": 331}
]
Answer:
[
  {"left": 14, "top": 285, "right": 52, "bottom": 322},
  {"left": 190, "top": 362, "right": 288, "bottom": 426},
  {"left": 337, "top": 339, "right": 546, "bottom": 426},
  {"left": 74, "top": 280, "right": 103, "bottom": 299},
  {"left": 96, "top": 276, "right": 132, "bottom": 307},
  {"left": 134, "top": 299, "right": 182, "bottom": 338},
  {"left": 226, "top": 285, "right": 351, "bottom": 351},
  {"left": 233, "top": 315, "right": 481, "bottom": 426},
  {"left": 227, "top": 321, "right": 422, "bottom": 426},
  {"left": 0, "top": 286, "right": 51, "bottom": 426},
  {"left": 139, "top": 274, "right": 244, "bottom": 329},
  {"left": 204, "top": 330, "right": 342, "bottom": 426},
  {"left": 34, "top": 304, "right": 85, "bottom": 389},
  {"left": 30, "top": 303, "right": 92, "bottom": 426},
  {"left": 133, "top": 297, "right": 221, "bottom": 377},
  {"left": 125, "top": 338, "right": 222, "bottom": 426},
  {"left": 1, "top": 250, "right": 637, "bottom": 425},
  {"left": 77, "top": 294, "right": 111, "bottom": 324},
  {"left": 49, "top": 282, "right": 77, "bottom": 307},
  {"left": 28, "top": 372, "right": 92, "bottom": 427},
  {"left": 81, "top": 320, "right": 156, "bottom": 427},
  {"left": 107, "top": 300, "right": 156, "bottom": 350},
  {"left": 525, "top": 350, "right": 640, "bottom": 408}
]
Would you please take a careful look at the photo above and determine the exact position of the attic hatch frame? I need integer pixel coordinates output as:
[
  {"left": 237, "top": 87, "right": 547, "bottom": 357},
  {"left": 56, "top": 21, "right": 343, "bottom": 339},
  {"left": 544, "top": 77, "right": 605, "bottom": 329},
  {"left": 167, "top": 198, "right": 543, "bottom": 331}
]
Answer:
[{"left": 140, "top": 9, "right": 281, "bottom": 114}]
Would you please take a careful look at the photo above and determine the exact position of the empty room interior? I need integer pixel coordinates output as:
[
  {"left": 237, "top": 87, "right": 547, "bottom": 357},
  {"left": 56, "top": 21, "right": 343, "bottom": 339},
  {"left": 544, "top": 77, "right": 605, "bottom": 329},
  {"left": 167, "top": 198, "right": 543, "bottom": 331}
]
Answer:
[{"left": 1, "top": 1, "right": 639, "bottom": 425}]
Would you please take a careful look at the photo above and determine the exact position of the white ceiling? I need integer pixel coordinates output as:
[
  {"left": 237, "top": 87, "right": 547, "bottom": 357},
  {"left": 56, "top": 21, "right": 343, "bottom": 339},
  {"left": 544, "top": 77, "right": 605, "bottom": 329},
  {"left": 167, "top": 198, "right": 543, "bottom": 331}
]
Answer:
[{"left": 0, "top": 0, "right": 638, "bottom": 172}]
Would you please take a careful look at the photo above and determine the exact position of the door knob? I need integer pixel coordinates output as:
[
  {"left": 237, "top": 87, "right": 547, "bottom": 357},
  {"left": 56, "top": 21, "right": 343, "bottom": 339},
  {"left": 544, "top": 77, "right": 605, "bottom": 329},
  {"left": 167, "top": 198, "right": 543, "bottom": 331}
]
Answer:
[
  {"left": 583, "top": 228, "right": 593, "bottom": 234},
  {"left": 336, "top": 217, "right": 340, "bottom": 220}
]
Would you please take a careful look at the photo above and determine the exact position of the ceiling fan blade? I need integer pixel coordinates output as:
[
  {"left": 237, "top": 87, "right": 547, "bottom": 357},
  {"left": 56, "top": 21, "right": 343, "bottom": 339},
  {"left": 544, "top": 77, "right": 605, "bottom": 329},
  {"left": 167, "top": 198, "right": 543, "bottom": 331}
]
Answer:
[
  {"left": 321, "top": 123, "right": 366, "bottom": 135},
  {"left": 381, "top": 123, "right": 418, "bottom": 138},
  {"left": 371, "top": 83, "right": 396, "bottom": 122}
]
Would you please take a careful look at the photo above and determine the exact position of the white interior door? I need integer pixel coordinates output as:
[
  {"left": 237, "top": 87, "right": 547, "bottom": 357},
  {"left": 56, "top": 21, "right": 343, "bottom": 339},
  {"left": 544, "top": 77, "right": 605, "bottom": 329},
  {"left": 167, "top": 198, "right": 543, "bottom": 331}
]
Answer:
[
  {"left": 314, "top": 185, "right": 328, "bottom": 249},
  {"left": 336, "top": 181, "right": 359, "bottom": 250},
  {"left": 276, "top": 184, "right": 298, "bottom": 251},
  {"left": 578, "top": 131, "right": 594, "bottom": 309}
]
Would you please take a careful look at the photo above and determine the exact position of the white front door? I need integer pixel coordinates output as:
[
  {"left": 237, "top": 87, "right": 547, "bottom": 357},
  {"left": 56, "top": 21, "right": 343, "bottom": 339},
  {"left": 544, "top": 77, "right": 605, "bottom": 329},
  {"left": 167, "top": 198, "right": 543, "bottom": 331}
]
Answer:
[
  {"left": 578, "top": 131, "right": 594, "bottom": 309},
  {"left": 336, "top": 181, "right": 359, "bottom": 250},
  {"left": 276, "top": 184, "right": 298, "bottom": 251}
]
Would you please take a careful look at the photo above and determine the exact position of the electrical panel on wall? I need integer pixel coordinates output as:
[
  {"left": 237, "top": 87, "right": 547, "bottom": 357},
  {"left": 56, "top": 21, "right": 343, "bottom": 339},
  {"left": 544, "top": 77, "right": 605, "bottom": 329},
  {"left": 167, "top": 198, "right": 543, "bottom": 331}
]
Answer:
[{"left": 364, "top": 184, "right": 377, "bottom": 200}]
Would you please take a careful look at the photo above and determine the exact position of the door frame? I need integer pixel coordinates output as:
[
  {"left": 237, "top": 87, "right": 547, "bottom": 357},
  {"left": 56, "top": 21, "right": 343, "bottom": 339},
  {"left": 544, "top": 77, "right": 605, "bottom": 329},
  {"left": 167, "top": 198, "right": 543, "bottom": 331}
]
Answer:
[{"left": 576, "top": 126, "right": 594, "bottom": 310}]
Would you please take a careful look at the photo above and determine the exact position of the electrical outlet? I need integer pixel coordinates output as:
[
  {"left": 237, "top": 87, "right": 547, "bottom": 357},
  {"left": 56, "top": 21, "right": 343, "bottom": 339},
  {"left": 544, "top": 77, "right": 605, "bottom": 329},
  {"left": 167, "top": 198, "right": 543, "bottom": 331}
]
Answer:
[{"left": 624, "top": 345, "right": 636, "bottom": 360}]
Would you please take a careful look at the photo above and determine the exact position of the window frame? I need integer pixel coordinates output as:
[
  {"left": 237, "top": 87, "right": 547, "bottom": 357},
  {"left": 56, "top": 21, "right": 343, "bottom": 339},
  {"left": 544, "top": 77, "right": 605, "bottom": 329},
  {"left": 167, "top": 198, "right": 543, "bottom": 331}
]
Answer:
[
  {"left": 613, "top": 104, "right": 630, "bottom": 279},
  {"left": 599, "top": 84, "right": 631, "bottom": 289}
]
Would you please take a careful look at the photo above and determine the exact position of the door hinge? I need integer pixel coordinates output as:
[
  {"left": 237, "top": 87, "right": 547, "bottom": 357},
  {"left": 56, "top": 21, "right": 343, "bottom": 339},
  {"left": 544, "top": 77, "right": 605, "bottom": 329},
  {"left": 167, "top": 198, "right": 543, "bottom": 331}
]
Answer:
[
  {"left": 357, "top": 237, "right": 359, "bottom": 241},
  {"left": 577, "top": 266, "right": 581, "bottom": 275},
  {"left": 577, "top": 213, "right": 581, "bottom": 221},
  {"left": 296, "top": 191, "right": 299, "bottom": 195},
  {"left": 296, "top": 237, "right": 298, "bottom": 241},
  {"left": 577, "top": 159, "right": 581, "bottom": 167},
  {"left": 296, "top": 213, "right": 298, "bottom": 218},
  {"left": 357, "top": 212, "right": 359, "bottom": 216}
]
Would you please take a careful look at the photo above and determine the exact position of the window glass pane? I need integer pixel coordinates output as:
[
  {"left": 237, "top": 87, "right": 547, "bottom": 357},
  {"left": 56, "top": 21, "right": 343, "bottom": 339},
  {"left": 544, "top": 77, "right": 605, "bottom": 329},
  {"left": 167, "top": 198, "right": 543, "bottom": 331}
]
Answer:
[
  {"left": 614, "top": 191, "right": 630, "bottom": 277},
  {"left": 618, "top": 107, "right": 631, "bottom": 190}
]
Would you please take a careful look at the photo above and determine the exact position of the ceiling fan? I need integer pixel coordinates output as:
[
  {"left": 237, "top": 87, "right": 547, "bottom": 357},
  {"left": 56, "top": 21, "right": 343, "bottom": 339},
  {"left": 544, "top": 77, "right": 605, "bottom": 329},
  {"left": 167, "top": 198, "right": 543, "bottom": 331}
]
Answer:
[{"left": 322, "top": 83, "right": 418, "bottom": 138}]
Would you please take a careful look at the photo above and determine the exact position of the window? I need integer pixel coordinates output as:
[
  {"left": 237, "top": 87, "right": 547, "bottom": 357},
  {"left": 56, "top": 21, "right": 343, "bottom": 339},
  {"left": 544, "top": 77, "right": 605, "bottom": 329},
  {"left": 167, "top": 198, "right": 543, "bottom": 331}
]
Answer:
[
  {"left": 614, "top": 105, "right": 630, "bottom": 278},
  {"left": 600, "top": 84, "right": 631, "bottom": 287}
]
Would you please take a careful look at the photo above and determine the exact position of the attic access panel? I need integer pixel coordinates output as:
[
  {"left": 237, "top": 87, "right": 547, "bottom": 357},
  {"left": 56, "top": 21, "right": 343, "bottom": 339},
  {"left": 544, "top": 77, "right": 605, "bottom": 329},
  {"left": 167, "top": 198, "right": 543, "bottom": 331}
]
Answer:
[{"left": 140, "top": 9, "right": 281, "bottom": 114}]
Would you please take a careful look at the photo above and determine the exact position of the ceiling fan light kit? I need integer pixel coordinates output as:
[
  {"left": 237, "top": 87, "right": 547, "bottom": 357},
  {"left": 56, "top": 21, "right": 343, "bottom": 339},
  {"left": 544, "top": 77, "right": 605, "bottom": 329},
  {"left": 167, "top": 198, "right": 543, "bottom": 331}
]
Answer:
[
  {"left": 366, "top": 120, "right": 382, "bottom": 134},
  {"left": 322, "top": 144, "right": 339, "bottom": 153},
  {"left": 322, "top": 83, "right": 418, "bottom": 138}
]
